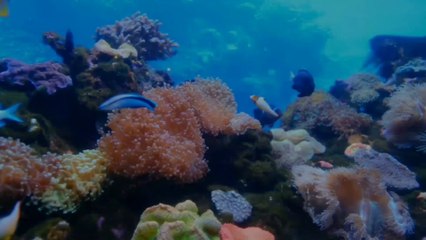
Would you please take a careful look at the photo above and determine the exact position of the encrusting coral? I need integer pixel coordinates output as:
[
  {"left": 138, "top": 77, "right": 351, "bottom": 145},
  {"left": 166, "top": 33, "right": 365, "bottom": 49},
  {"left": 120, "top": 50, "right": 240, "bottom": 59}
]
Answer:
[
  {"left": 131, "top": 200, "right": 221, "bottom": 240},
  {"left": 98, "top": 79, "right": 261, "bottom": 183}
]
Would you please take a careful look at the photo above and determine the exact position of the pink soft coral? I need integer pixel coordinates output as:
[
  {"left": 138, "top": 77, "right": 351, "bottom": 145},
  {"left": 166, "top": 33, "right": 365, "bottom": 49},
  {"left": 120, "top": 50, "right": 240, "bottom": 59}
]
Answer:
[{"left": 99, "top": 79, "right": 260, "bottom": 183}]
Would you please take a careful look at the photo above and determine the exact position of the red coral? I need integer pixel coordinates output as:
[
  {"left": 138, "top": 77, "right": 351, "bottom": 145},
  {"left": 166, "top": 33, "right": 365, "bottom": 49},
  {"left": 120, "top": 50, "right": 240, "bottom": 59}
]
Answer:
[{"left": 98, "top": 79, "right": 260, "bottom": 182}]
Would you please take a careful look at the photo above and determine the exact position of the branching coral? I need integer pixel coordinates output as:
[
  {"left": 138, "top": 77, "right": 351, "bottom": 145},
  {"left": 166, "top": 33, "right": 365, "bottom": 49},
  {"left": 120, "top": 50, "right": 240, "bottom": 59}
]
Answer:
[
  {"left": 0, "top": 59, "right": 72, "bottom": 94},
  {"left": 381, "top": 83, "right": 426, "bottom": 148},
  {"left": 95, "top": 12, "right": 178, "bottom": 61},
  {"left": 283, "top": 92, "right": 372, "bottom": 138},
  {"left": 292, "top": 165, "right": 414, "bottom": 239},
  {"left": 98, "top": 79, "right": 261, "bottom": 183}
]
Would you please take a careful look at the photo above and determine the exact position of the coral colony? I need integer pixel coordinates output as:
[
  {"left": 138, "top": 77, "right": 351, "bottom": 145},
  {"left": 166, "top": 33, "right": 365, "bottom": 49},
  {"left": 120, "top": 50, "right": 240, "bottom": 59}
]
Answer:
[{"left": 1, "top": 11, "right": 426, "bottom": 240}]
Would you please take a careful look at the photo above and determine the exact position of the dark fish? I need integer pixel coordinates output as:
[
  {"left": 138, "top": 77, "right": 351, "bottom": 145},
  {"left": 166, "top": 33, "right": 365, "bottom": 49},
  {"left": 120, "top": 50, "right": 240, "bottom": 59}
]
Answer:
[
  {"left": 291, "top": 69, "right": 315, "bottom": 97},
  {"left": 253, "top": 104, "right": 282, "bottom": 128},
  {"left": 363, "top": 35, "right": 426, "bottom": 78},
  {"left": 65, "top": 30, "right": 74, "bottom": 54},
  {"left": 99, "top": 93, "right": 157, "bottom": 111}
]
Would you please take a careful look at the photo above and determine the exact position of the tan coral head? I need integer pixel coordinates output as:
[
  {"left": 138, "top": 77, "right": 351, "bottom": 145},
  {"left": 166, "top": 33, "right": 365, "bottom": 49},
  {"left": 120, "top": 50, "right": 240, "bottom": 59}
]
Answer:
[
  {"left": 94, "top": 39, "right": 138, "bottom": 58},
  {"left": 250, "top": 95, "right": 279, "bottom": 117}
]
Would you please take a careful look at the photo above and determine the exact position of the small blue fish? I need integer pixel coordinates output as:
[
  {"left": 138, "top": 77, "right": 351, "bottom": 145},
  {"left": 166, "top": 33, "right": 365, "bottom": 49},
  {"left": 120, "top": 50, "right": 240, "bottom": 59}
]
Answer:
[
  {"left": 0, "top": 103, "right": 23, "bottom": 128},
  {"left": 99, "top": 93, "right": 157, "bottom": 111}
]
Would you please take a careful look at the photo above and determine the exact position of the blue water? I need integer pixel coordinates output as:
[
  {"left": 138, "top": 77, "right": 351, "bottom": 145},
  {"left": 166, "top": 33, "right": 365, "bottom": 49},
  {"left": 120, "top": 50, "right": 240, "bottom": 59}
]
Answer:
[{"left": 1, "top": 0, "right": 425, "bottom": 112}]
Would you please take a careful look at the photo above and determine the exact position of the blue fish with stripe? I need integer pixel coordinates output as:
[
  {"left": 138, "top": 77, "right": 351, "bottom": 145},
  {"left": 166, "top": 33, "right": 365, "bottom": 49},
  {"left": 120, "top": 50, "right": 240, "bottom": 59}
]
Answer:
[{"left": 99, "top": 93, "right": 157, "bottom": 111}]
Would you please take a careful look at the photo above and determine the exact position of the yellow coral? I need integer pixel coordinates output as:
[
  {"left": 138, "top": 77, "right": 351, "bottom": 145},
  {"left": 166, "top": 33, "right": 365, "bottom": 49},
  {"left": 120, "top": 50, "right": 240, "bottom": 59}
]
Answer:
[{"left": 32, "top": 149, "right": 108, "bottom": 213}]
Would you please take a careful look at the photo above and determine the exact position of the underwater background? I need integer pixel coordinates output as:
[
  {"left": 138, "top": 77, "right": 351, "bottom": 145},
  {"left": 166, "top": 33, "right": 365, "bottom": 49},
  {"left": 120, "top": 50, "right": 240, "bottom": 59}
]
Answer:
[
  {"left": 2, "top": 0, "right": 424, "bottom": 112},
  {"left": 1, "top": 0, "right": 426, "bottom": 240}
]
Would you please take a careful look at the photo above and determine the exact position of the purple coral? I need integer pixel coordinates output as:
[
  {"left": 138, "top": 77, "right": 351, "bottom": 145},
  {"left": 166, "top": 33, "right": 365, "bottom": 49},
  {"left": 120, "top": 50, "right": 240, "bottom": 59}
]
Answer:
[
  {"left": 0, "top": 58, "right": 72, "bottom": 95},
  {"left": 211, "top": 190, "right": 252, "bottom": 223},
  {"left": 95, "top": 12, "right": 178, "bottom": 61},
  {"left": 353, "top": 148, "right": 419, "bottom": 189}
]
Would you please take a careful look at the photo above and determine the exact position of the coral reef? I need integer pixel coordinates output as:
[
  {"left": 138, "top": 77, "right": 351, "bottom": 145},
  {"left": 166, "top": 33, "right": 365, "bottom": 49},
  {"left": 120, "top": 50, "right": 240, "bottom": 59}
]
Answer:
[
  {"left": 283, "top": 92, "right": 372, "bottom": 138},
  {"left": 381, "top": 83, "right": 426, "bottom": 149},
  {"left": 388, "top": 58, "right": 426, "bottom": 85},
  {"left": 0, "top": 59, "right": 72, "bottom": 95},
  {"left": 131, "top": 200, "right": 221, "bottom": 240},
  {"left": 0, "top": 137, "right": 50, "bottom": 202},
  {"left": 292, "top": 165, "right": 414, "bottom": 239},
  {"left": 73, "top": 59, "right": 141, "bottom": 110},
  {"left": 98, "top": 79, "right": 260, "bottom": 183},
  {"left": 270, "top": 128, "right": 325, "bottom": 168},
  {"left": 0, "top": 137, "right": 108, "bottom": 212},
  {"left": 345, "top": 73, "right": 386, "bottom": 105},
  {"left": 211, "top": 190, "right": 252, "bottom": 223},
  {"left": 364, "top": 35, "right": 426, "bottom": 78},
  {"left": 32, "top": 149, "right": 108, "bottom": 214},
  {"left": 95, "top": 12, "right": 178, "bottom": 61}
]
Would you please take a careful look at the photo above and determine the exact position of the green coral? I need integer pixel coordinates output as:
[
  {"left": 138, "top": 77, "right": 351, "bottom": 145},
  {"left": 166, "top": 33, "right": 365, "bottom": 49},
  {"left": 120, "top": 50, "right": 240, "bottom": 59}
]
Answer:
[{"left": 131, "top": 200, "right": 221, "bottom": 240}]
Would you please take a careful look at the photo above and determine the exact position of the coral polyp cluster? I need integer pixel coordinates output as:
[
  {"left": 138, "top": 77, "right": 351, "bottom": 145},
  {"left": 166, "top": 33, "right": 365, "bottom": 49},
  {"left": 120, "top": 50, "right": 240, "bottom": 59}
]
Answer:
[
  {"left": 283, "top": 92, "right": 372, "bottom": 137},
  {"left": 0, "top": 137, "right": 108, "bottom": 213},
  {"left": 99, "top": 79, "right": 261, "bottom": 183},
  {"left": 32, "top": 150, "right": 108, "bottom": 214},
  {"left": 0, "top": 137, "right": 49, "bottom": 201},
  {"left": 292, "top": 165, "right": 414, "bottom": 239}
]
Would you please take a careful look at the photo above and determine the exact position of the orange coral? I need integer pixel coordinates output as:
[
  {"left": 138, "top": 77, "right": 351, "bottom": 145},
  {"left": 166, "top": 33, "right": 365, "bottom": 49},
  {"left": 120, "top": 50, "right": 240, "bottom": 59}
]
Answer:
[
  {"left": 99, "top": 79, "right": 260, "bottom": 182},
  {"left": 0, "top": 137, "right": 50, "bottom": 202},
  {"left": 100, "top": 87, "right": 207, "bottom": 183},
  {"left": 220, "top": 223, "right": 275, "bottom": 240}
]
